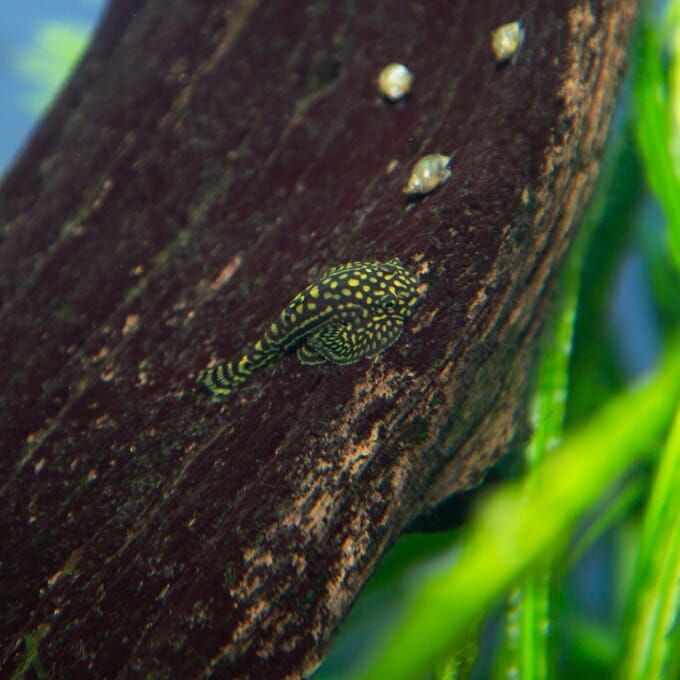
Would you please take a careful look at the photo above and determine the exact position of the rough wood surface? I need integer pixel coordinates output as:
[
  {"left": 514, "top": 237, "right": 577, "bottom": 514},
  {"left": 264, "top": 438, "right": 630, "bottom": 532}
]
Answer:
[{"left": 0, "top": 0, "right": 639, "bottom": 677}]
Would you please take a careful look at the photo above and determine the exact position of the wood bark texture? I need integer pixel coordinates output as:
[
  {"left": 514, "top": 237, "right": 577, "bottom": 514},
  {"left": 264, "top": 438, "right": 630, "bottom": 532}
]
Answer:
[{"left": 0, "top": 0, "right": 640, "bottom": 677}]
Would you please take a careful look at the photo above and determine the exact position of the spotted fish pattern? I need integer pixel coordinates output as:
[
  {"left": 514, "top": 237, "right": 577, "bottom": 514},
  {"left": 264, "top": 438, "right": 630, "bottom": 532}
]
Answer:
[{"left": 198, "top": 258, "right": 420, "bottom": 399}]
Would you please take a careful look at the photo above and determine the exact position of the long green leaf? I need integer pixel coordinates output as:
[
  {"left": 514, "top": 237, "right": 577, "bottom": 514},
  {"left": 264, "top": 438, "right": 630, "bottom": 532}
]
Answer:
[
  {"left": 621, "top": 403, "right": 680, "bottom": 679},
  {"left": 494, "top": 225, "right": 585, "bottom": 680},
  {"left": 634, "top": 15, "right": 680, "bottom": 271}
]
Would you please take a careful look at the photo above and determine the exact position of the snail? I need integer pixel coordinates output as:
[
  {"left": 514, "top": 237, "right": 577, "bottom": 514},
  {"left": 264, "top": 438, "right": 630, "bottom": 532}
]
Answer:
[
  {"left": 491, "top": 21, "right": 525, "bottom": 63},
  {"left": 378, "top": 63, "right": 414, "bottom": 101},
  {"left": 403, "top": 154, "right": 452, "bottom": 196}
]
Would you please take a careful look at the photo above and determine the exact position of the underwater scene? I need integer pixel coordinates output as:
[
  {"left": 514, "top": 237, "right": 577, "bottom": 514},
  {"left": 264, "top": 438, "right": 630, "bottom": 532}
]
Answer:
[{"left": 1, "top": 1, "right": 680, "bottom": 678}]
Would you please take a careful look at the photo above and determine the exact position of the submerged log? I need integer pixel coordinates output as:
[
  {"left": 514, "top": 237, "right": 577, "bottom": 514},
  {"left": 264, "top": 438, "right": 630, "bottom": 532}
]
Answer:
[{"left": 0, "top": 0, "right": 640, "bottom": 677}]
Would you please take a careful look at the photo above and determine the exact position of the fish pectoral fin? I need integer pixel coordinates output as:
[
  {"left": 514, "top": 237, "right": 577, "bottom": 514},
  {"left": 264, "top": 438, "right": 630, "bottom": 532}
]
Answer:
[
  {"left": 302, "top": 321, "right": 363, "bottom": 366},
  {"left": 297, "top": 321, "right": 345, "bottom": 365},
  {"left": 296, "top": 343, "right": 328, "bottom": 366}
]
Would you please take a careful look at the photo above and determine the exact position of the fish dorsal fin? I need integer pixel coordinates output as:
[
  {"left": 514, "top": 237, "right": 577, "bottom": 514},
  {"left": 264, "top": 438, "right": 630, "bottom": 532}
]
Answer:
[
  {"left": 320, "top": 258, "right": 403, "bottom": 280},
  {"left": 320, "top": 261, "right": 364, "bottom": 279}
]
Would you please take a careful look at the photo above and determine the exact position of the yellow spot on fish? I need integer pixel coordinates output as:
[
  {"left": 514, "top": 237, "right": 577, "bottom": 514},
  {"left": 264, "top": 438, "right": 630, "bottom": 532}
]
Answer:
[
  {"left": 309, "top": 285, "right": 320, "bottom": 298},
  {"left": 348, "top": 278, "right": 360, "bottom": 287}
]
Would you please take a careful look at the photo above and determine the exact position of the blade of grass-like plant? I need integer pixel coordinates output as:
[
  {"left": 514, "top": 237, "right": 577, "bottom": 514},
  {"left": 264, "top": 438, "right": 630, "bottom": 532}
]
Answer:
[
  {"left": 620, "top": 9, "right": 680, "bottom": 675},
  {"left": 353, "top": 340, "right": 680, "bottom": 680},
  {"left": 15, "top": 20, "right": 90, "bottom": 114},
  {"left": 670, "top": 1, "right": 680, "bottom": 219},
  {"left": 634, "top": 12, "right": 680, "bottom": 271},
  {"left": 620, "top": 403, "right": 680, "bottom": 679},
  {"left": 566, "top": 137, "right": 641, "bottom": 427},
  {"left": 494, "top": 232, "right": 584, "bottom": 680},
  {"left": 565, "top": 476, "right": 645, "bottom": 572},
  {"left": 526, "top": 233, "right": 584, "bottom": 466},
  {"left": 493, "top": 128, "right": 622, "bottom": 680},
  {"left": 434, "top": 632, "right": 479, "bottom": 680},
  {"left": 496, "top": 570, "right": 551, "bottom": 680}
]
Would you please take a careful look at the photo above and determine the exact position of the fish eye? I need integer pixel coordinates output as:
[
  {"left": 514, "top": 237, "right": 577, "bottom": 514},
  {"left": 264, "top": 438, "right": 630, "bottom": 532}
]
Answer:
[{"left": 379, "top": 295, "right": 398, "bottom": 311}]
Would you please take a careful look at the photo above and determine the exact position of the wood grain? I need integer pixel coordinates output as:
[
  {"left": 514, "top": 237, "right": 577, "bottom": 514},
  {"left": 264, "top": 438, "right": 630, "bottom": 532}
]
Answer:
[{"left": 0, "top": 0, "right": 640, "bottom": 676}]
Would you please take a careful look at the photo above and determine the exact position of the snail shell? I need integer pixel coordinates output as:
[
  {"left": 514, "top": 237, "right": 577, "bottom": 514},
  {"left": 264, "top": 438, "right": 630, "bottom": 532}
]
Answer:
[
  {"left": 403, "top": 154, "right": 452, "bottom": 196},
  {"left": 378, "top": 63, "right": 414, "bottom": 101},
  {"left": 491, "top": 21, "right": 525, "bottom": 63}
]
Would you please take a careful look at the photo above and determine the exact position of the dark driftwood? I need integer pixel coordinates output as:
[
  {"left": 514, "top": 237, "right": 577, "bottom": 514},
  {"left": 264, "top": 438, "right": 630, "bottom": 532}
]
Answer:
[{"left": 0, "top": 0, "right": 639, "bottom": 677}]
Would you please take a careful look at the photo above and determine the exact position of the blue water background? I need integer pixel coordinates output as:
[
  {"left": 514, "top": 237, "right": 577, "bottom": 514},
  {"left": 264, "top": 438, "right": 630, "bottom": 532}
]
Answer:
[{"left": 0, "top": 0, "right": 104, "bottom": 174}]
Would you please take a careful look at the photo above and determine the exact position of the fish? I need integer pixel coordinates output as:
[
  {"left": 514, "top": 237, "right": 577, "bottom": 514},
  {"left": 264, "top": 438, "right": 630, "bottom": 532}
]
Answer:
[{"left": 198, "top": 258, "right": 420, "bottom": 399}]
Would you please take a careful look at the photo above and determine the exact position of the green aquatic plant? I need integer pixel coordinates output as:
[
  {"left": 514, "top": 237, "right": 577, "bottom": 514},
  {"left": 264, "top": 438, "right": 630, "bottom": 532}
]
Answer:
[
  {"left": 634, "top": 2, "right": 680, "bottom": 269},
  {"left": 16, "top": 20, "right": 91, "bottom": 115},
  {"left": 619, "top": 3, "right": 680, "bottom": 677}
]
